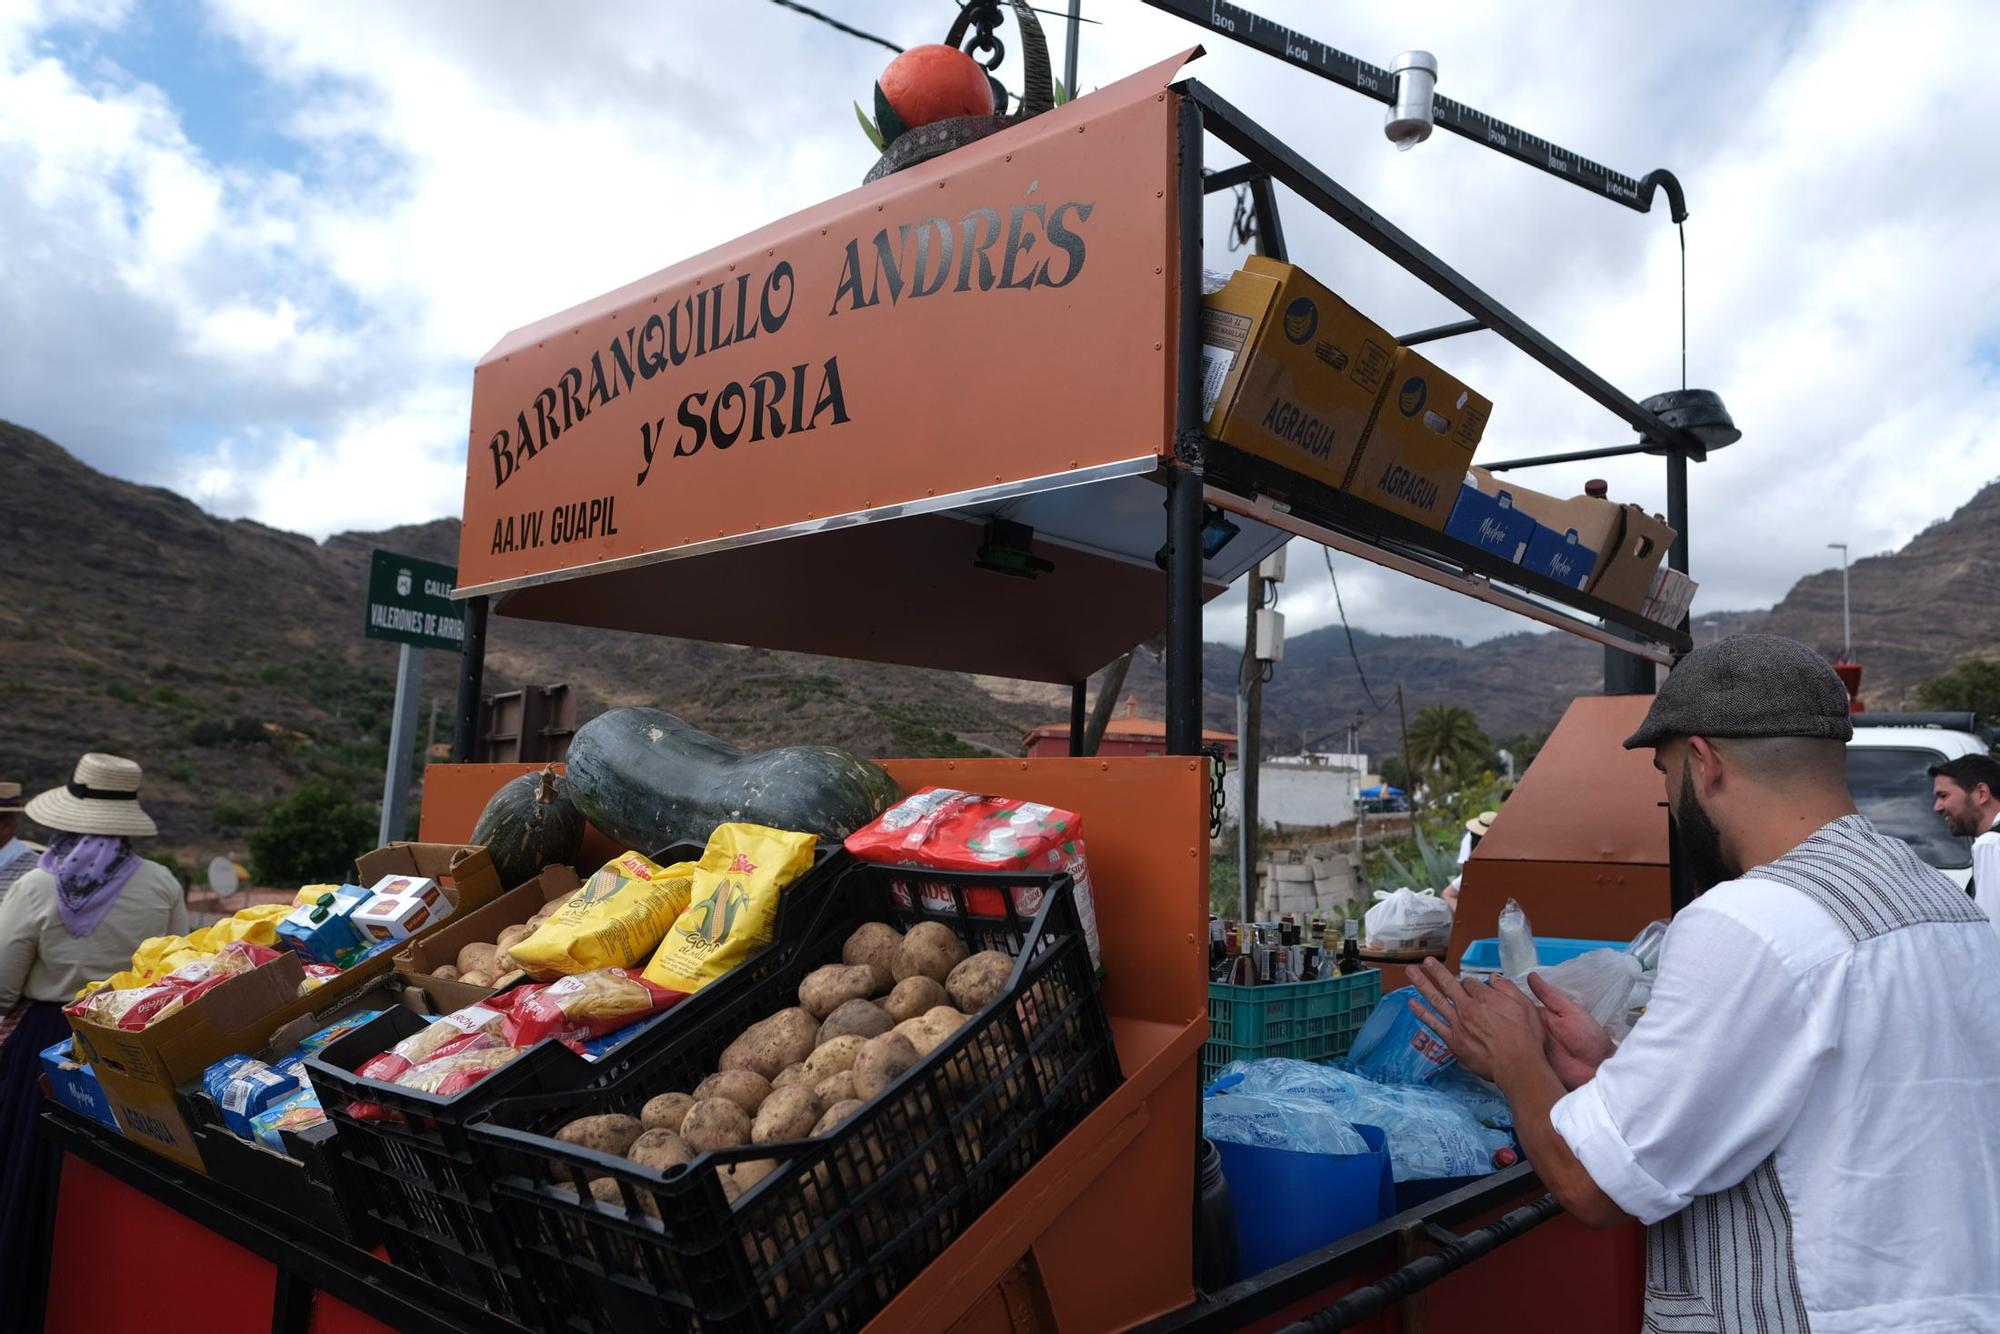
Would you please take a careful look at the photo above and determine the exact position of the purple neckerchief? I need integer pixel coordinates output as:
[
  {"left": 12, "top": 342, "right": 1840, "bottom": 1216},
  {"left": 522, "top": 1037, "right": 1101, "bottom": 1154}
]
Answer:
[{"left": 39, "top": 833, "right": 142, "bottom": 937}]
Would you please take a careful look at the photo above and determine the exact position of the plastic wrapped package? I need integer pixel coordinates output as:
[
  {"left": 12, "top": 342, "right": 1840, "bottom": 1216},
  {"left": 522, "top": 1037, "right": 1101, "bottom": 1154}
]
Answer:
[
  {"left": 1202, "top": 1091, "right": 1370, "bottom": 1156},
  {"left": 1497, "top": 898, "right": 1538, "bottom": 978},
  {"left": 1363, "top": 888, "right": 1454, "bottom": 953},
  {"left": 1530, "top": 949, "right": 1643, "bottom": 1038},
  {"left": 1211, "top": 1059, "right": 1515, "bottom": 1181},
  {"left": 1626, "top": 919, "right": 1669, "bottom": 971},
  {"left": 1346, "top": 986, "right": 1456, "bottom": 1085}
]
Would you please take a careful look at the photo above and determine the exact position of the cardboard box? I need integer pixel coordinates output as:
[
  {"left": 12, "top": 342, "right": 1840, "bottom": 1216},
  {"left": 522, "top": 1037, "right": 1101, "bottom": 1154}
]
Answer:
[
  {"left": 352, "top": 892, "right": 441, "bottom": 943},
  {"left": 394, "top": 864, "right": 582, "bottom": 983},
  {"left": 1343, "top": 346, "right": 1493, "bottom": 530},
  {"left": 39, "top": 1038, "right": 120, "bottom": 1131},
  {"left": 1522, "top": 523, "right": 1598, "bottom": 590},
  {"left": 1200, "top": 256, "right": 1396, "bottom": 489},
  {"left": 1590, "top": 507, "right": 1676, "bottom": 611},
  {"left": 67, "top": 843, "right": 502, "bottom": 1172},
  {"left": 1442, "top": 470, "right": 1534, "bottom": 562}
]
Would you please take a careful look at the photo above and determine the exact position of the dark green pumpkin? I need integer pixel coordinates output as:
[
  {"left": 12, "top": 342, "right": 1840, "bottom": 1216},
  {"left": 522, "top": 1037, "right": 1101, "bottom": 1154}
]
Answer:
[
  {"left": 471, "top": 763, "right": 585, "bottom": 888},
  {"left": 565, "top": 708, "right": 902, "bottom": 853}
]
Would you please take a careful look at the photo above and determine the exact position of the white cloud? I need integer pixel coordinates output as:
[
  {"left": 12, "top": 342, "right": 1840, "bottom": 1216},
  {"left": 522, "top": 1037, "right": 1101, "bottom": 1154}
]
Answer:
[{"left": 2, "top": 0, "right": 1996, "bottom": 654}]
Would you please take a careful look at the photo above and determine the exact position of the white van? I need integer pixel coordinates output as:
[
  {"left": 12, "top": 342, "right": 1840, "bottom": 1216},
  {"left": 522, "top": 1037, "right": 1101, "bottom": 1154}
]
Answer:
[{"left": 1847, "top": 713, "right": 1994, "bottom": 892}]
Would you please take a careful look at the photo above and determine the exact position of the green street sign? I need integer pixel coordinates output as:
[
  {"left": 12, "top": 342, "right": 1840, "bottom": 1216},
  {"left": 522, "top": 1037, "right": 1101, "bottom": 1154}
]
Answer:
[{"left": 365, "top": 549, "right": 463, "bottom": 652}]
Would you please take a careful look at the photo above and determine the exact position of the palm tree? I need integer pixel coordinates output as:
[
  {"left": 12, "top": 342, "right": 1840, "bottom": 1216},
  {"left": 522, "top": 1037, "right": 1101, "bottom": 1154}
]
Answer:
[{"left": 1407, "top": 704, "right": 1491, "bottom": 777}]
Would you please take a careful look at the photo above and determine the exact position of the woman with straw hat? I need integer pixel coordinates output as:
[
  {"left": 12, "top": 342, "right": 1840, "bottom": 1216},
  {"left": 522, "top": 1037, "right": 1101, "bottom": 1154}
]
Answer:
[{"left": 0, "top": 754, "right": 186, "bottom": 1330}]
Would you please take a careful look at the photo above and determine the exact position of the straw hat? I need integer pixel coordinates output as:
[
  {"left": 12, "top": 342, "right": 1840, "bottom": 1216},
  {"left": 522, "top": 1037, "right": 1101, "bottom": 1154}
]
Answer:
[
  {"left": 0, "top": 782, "right": 25, "bottom": 813},
  {"left": 26, "top": 754, "right": 158, "bottom": 837},
  {"left": 1464, "top": 810, "right": 1499, "bottom": 838}
]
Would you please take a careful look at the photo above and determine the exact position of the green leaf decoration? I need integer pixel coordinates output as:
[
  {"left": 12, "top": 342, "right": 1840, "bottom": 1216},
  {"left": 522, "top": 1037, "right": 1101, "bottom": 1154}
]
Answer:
[
  {"left": 873, "top": 81, "right": 907, "bottom": 146},
  {"left": 853, "top": 100, "right": 884, "bottom": 151},
  {"left": 1053, "top": 76, "right": 1070, "bottom": 106}
]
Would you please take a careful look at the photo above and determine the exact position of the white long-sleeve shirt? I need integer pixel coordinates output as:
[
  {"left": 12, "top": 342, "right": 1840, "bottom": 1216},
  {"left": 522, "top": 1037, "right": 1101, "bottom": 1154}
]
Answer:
[
  {"left": 1551, "top": 815, "right": 2000, "bottom": 1333},
  {"left": 1976, "top": 810, "right": 2000, "bottom": 915},
  {"left": 0, "top": 860, "right": 186, "bottom": 1010}
]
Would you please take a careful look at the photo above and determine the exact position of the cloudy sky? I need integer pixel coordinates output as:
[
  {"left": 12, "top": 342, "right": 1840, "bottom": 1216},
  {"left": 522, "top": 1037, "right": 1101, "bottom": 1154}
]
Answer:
[{"left": 4, "top": 0, "right": 1996, "bottom": 646}]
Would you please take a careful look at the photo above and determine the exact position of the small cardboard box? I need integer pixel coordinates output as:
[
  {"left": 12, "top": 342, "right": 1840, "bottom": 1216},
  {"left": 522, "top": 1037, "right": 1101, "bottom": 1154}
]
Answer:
[
  {"left": 1523, "top": 524, "right": 1598, "bottom": 590},
  {"left": 394, "top": 863, "right": 582, "bottom": 983},
  {"left": 1343, "top": 346, "right": 1493, "bottom": 530},
  {"left": 67, "top": 843, "right": 502, "bottom": 1171},
  {"left": 1590, "top": 507, "right": 1676, "bottom": 611},
  {"left": 1442, "top": 470, "right": 1534, "bottom": 562},
  {"left": 1200, "top": 256, "right": 1396, "bottom": 489},
  {"left": 352, "top": 892, "right": 441, "bottom": 943},
  {"left": 39, "top": 1038, "right": 120, "bottom": 1131}
]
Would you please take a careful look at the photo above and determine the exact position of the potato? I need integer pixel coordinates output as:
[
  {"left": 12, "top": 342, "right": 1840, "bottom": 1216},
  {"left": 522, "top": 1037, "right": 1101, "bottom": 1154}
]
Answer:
[
  {"left": 456, "top": 942, "right": 499, "bottom": 977},
  {"left": 640, "top": 1092, "right": 695, "bottom": 1134},
  {"left": 719, "top": 1157, "right": 779, "bottom": 1205},
  {"left": 892, "top": 922, "right": 967, "bottom": 985},
  {"left": 753, "top": 1086, "right": 823, "bottom": 1144},
  {"left": 590, "top": 1175, "right": 659, "bottom": 1219},
  {"left": 492, "top": 949, "right": 518, "bottom": 976},
  {"left": 813, "top": 1071, "right": 858, "bottom": 1105},
  {"left": 695, "top": 1069, "right": 772, "bottom": 1114},
  {"left": 556, "top": 1113, "right": 644, "bottom": 1157},
  {"left": 804, "top": 1035, "right": 865, "bottom": 1078},
  {"left": 627, "top": 1128, "right": 692, "bottom": 1173},
  {"left": 492, "top": 969, "right": 527, "bottom": 989},
  {"left": 894, "top": 1005, "right": 969, "bottom": 1058},
  {"left": 720, "top": 1008, "right": 819, "bottom": 1080},
  {"left": 946, "top": 951, "right": 1014, "bottom": 1014},
  {"left": 430, "top": 964, "right": 460, "bottom": 982},
  {"left": 772, "top": 1063, "right": 810, "bottom": 1090},
  {"left": 816, "top": 999, "right": 893, "bottom": 1046},
  {"left": 459, "top": 970, "right": 493, "bottom": 988},
  {"left": 681, "top": 1098, "right": 751, "bottom": 1153},
  {"left": 813, "top": 1099, "right": 864, "bottom": 1136},
  {"left": 798, "top": 963, "right": 879, "bottom": 1019},
  {"left": 852, "top": 1032, "right": 919, "bottom": 1100},
  {"left": 496, "top": 922, "right": 533, "bottom": 953},
  {"left": 842, "top": 922, "right": 904, "bottom": 992},
  {"left": 882, "top": 975, "right": 947, "bottom": 1023}
]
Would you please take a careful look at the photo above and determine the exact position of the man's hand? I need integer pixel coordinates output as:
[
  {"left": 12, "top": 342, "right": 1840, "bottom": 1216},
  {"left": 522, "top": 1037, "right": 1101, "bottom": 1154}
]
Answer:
[
  {"left": 1528, "top": 972, "right": 1617, "bottom": 1091},
  {"left": 1405, "top": 959, "right": 1546, "bottom": 1083}
]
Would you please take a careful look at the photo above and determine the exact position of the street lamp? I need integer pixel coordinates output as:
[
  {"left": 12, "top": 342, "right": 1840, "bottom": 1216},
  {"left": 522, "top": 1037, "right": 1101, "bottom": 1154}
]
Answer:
[{"left": 1827, "top": 543, "right": 1851, "bottom": 662}]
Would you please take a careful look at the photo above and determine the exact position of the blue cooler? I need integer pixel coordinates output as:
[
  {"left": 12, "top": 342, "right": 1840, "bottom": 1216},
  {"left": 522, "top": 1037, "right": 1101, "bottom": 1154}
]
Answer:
[
  {"left": 1214, "top": 1123, "right": 1396, "bottom": 1275},
  {"left": 1459, "top": 935, "right": 1625, "bottom": 974}
]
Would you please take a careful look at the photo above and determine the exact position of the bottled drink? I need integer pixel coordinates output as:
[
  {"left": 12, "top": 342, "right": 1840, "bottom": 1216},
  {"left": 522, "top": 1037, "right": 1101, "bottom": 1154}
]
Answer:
[
  {"left": 1209, "top": 916, "right": 1226, "bottom": 977},
  {"left": 1280, "top": 915, "right": 1299, "bottom": 947},
  {"left": 1338, "top": 918, "right": 1364, "bottom": 976},
  {"left": 1299, "top": 945, "right": 1321, "bottom": 981}
]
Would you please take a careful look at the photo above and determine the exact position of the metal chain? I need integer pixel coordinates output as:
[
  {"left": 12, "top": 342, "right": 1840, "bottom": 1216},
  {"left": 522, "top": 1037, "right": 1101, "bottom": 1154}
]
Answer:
[{"left": 1202, "top": 743, "right": 1228, "bottom": 839}]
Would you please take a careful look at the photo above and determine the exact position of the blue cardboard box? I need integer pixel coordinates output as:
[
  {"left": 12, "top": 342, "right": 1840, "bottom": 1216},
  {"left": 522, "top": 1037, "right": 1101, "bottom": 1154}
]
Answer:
[
  {"left": 1444, "top": 477, "right": 1534, "bottom": 562},
  {"left": 40, "top": 1038, "right": 122, "bottom": 1132},
  {"left": 1522, "top": 523, "right": 1598, "bottom": 590}
]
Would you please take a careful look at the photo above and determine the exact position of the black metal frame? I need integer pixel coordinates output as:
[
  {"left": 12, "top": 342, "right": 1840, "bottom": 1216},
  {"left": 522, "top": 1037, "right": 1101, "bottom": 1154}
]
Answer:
[{"left": 1161, "top": 81, "right": 1696, "bottom": 758}]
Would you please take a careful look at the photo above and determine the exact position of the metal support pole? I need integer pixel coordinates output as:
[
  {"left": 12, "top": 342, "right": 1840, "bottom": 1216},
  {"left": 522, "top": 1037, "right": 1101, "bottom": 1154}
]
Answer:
[
  {"left": 1666, "top": 451, "right": 1690, "bottom": 578},
  {"left": 379, "top": 644, "right": 423, "bottom": 847},
  {"left": 452, "top": 594, "right": 489, "bottom": 762},
  {"left": 1165, "top": 95, "right": 1205, "bottom": 757},
  {"left": 1068, "top": 681, "right": 1088, "bottom": 756},
  {"left": 1062, "top": 0, "right": 1081, "bottom": 101}
]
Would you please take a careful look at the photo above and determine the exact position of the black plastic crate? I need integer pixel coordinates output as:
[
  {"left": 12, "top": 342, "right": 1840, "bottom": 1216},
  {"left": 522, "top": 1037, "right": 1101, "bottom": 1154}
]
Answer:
[
  {"left": 472, "top": 861, "right": 1122, "bottom": 1334},
  {"left": 304, "top": 841, "right": 847, "bottom": 1325}
]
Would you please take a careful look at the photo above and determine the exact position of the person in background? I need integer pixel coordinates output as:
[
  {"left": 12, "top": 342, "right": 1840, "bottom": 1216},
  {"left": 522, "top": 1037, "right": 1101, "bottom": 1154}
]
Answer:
[
  {"left": 1408, "top": 635, "right": 2000, "bottom": 1331},
  {"left": 0, "top": 782, "right": 43, "bottom": 900},
  {"left": 0, "top": 754, "right": 186, "bottom": 1330},
  {"left": 1930, "top": 753, "right": 2000, "bottom": 904}
]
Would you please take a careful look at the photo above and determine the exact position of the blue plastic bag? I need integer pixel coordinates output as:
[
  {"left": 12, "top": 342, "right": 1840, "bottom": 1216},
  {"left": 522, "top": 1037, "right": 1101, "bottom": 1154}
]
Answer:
[
  {"left": 1211, "top": 1059, "right": 1514, "bottom": 1182},
  {"left": 1202, "top": 1090, "right": 1370, "bottom": 1156},
  {"left": 1346, "top": 986, "right": 1456, "bottom": 1085}
]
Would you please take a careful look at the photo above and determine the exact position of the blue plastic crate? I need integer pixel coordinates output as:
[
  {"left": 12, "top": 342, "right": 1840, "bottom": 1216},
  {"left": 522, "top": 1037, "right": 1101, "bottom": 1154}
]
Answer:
[
  {"left": 1203, "top": 970, "right": 1382, "bottom": 1084},
  {"left": 1458, "top": 936, "right": 1624, "bottom": 974}
]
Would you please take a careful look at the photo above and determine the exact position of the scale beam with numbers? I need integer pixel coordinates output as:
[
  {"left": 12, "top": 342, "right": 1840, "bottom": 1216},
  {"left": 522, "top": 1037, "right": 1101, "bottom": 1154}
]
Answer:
[{"left": 1145, "top": 0, "right": 1688, "bottom": 221}]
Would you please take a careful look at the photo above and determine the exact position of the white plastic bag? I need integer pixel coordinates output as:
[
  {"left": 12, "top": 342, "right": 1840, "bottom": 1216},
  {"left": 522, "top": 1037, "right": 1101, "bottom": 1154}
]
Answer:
[
  {"left": 1530, "top": 949, "right": 1644, "bottom": 1038},
  {"left": 1365, "top": 887, "right": 1454, "bottom": 953},
  {"left": 1497, "top": 898, "right": 1538, "bottom": 979}
]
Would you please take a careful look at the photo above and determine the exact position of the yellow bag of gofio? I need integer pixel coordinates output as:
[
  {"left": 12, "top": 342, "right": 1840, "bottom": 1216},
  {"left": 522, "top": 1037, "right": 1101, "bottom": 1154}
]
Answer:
[
  {"left": 508, "top": 850, "right": 695, "bottom": 979},
  {"left": 642, "top": 824, "right": 817, "bottom": 994}
]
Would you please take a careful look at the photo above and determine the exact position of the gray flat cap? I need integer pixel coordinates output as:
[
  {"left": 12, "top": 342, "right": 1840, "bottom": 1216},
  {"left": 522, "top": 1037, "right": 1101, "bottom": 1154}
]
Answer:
[{"left": 1624, "top": 633, "right": 1855, "bottom": 749}]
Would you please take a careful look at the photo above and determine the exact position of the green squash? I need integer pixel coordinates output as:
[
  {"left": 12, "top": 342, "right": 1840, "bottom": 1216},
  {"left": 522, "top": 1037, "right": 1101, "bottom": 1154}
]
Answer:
[
  {"left": 471, "top": 763, "right": 586, "bottom": 888},
  {"left": 564, "top": 708, "right": 901, "bottom": 853}
]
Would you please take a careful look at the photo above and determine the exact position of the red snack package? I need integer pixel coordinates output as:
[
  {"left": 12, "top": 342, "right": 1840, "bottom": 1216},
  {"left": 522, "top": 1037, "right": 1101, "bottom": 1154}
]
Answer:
[
  {"left": 844, "top": 788, "right": 1102, "bottom": 967},
  {"left": 503, "top": 968, "right": 682, "bottom": 1050}
]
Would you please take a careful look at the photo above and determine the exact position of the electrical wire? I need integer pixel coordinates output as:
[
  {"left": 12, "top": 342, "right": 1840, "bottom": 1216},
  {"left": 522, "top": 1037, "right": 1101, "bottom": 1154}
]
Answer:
[
  {"left": 767, "top": 0, "right": 902, "bottom": 54},
  {"left": 1322, "top": 546, "right": 1382, "bottom": 711}
]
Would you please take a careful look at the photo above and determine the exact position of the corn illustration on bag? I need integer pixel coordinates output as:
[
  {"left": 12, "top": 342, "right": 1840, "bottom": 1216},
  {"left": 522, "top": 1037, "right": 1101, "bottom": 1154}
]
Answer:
[
  {"left": 508, "top": 850, "right": 695, "bottom": 979},
  {"left": 642, "top": 824, "right": 817, "bottom": 994}
]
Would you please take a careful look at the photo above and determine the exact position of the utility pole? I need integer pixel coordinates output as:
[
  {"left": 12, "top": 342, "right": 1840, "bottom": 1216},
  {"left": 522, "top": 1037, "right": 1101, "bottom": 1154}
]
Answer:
[{"left": 1827, "top": 542, "right": 1851, "bottom": 662}]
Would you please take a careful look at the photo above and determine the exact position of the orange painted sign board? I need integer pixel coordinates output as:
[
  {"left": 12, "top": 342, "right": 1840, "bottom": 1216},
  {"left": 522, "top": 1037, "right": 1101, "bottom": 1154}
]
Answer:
[{"left": 456, "top": 52, "right": 1198, "bottom": 597}]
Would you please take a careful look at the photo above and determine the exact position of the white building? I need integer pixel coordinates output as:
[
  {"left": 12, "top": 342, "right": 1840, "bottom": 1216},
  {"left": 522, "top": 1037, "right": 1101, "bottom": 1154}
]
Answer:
[{"left": 1222, "top": 752, "right": 1369, "bottom": 831}]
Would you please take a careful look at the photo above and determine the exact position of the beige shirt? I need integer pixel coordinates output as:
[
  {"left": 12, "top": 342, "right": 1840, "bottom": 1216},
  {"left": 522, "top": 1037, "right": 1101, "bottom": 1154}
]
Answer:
[{"left": 0, "top": 859, "right": 188, "bottom": 1008}]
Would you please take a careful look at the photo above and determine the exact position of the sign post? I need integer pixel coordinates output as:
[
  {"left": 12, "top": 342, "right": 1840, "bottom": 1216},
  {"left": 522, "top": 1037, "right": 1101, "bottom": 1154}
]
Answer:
[{"left": 364, "top": 550, "right": 464, "bottom": 846}]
